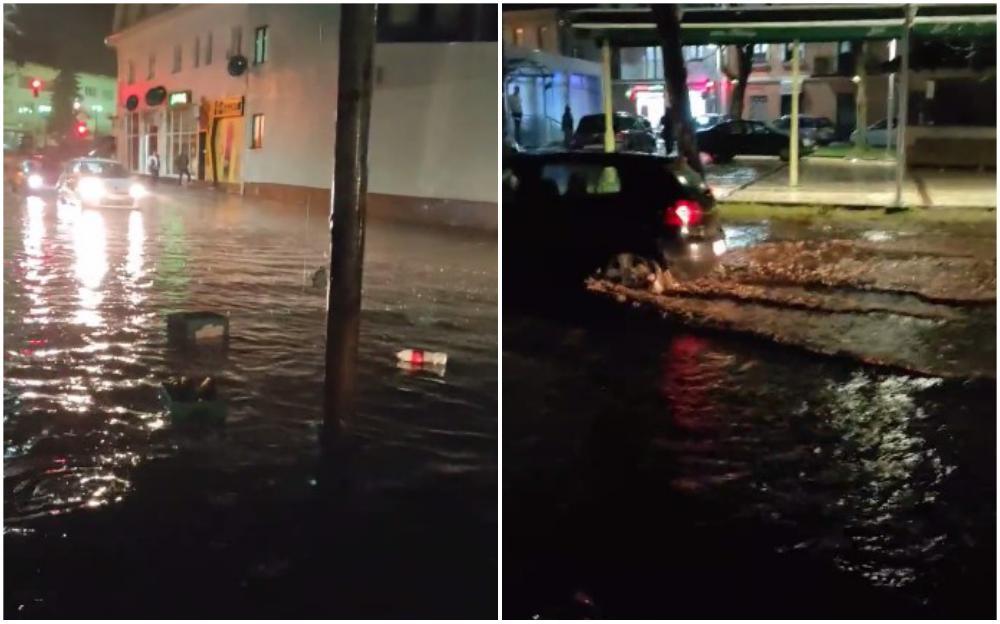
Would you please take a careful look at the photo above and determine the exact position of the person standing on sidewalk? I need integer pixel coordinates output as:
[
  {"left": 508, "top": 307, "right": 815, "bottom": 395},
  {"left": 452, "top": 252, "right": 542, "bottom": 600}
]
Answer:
[
  {"left": 147, "top": 150, "right": 160, "bottom": 186},
  {"left": 175, "top": 149, "right": 192, "bottom": 186},
  {"left": 561, "top": 105, "right": 574, "bottom": 149},
  {"left": 509, "top": 86, "right": 523, "bottom": 144}
]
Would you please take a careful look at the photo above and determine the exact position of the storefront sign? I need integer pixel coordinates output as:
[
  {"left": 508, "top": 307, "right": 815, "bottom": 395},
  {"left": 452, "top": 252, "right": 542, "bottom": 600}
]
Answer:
[
  {"left": 169, "top": 90, "right": 192, "bottom": 107},
  {"left": 213, "top": 96, "right": 244, "bottom": 118}
]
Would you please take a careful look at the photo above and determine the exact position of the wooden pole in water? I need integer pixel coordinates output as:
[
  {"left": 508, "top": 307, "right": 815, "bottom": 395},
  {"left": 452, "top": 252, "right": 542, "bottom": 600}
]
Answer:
[{"left": 323, "top": 4, "right": 376, "bottom": 445}]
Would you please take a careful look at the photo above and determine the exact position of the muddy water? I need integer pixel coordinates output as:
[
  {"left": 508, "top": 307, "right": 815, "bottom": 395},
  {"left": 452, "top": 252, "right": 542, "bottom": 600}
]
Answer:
[
  {"left": 504, "top": 219, "right": 995, "bottom": 618},
  {"left": 4, "top": 189, "right": 497, "bottom": 618}
]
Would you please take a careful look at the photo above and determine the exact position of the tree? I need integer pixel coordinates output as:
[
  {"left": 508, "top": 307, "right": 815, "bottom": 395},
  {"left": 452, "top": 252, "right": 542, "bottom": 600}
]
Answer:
[
  {"left": 727, "top": 43, "right": 754, "bottom": 119},
  {"left": 47, "top": 70, "right": 80, "bottom": 142},
  {"left": 650, "top": 4, "right": 704, "bottom": 176}
]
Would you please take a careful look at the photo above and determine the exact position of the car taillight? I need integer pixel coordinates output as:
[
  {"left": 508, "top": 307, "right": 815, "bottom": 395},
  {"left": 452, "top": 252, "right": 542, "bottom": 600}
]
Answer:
[{"left": 664, "top": 199, "right": 704, "bottom": 227}]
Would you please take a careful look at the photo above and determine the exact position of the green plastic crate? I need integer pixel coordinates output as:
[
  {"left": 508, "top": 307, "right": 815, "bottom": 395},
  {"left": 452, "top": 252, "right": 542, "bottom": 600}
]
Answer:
[{"left": 159, "top": 383, "right": 227, "bottom": 426}]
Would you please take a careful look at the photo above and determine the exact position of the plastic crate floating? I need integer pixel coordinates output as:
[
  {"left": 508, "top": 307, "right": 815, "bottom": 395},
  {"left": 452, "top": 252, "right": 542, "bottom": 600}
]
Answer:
[
  {"left": 167, "top": 311, "right": 229, "bottom": 348},
  {"left": 160, "top": 376, "right": 227, "bottom": 426}
]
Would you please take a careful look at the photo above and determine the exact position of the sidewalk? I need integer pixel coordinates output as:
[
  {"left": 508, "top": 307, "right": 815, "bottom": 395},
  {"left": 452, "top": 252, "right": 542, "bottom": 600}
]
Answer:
[{"left": 709, "top": 157, "right": 997, "bottom": 209}]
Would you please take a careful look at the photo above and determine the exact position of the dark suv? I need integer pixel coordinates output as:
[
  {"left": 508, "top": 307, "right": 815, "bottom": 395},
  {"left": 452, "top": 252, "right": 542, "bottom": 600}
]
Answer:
[{"left": 570, "top": 112, "right": 657, "bottom": 154}]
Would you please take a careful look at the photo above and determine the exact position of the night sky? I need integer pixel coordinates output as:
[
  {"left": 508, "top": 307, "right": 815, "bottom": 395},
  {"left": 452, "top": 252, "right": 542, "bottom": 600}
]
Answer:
[{"left": 7, "top": 4, "right": 117, "bottom": 75}]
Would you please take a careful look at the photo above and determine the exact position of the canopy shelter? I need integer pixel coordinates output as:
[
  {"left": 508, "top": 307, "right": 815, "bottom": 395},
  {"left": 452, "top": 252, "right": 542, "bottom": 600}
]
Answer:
[
  {"left": 568, "top": 4, "right": 997, "bottom": 45},
  {"left": 566, "top": 3, "right": 996, "bottom": 205}
]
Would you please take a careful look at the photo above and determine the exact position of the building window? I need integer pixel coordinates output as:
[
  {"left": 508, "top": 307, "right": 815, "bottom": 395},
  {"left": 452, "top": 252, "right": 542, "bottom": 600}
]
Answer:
[
  {"left": 537, "top": 25, "right": 548, "bottom": 50},
  {"left": 165, "top": 107, "right": 198, "bottom": 176},
  {"left": 388, "top": 4, "right": 418, "bottom": 27},
  {"left": 206, "top": 32, "right": 213, "bottom": 65},
  {"left": 38, "top": 104, "right": 51, "bottom": 114},
  {"left": 254, "top": 26, "right": 269, "bottom": 64},
  {"left": 194, "top": 36, "right": 201, "bottom": 68},
  {"left": 148, "top": 53, "right": 156, "bottom": 79},
  {"left": 173, "top": 44, "right": 182, "bottom": 73},
  {"left": 84, "top": 86, "right": 96, "bottom": 96},
  {"left": 783, "top": 42, "right": 805, "bottom": 62},
  {"left": 230, "top": 25, "right": 242, "bottom": 58},
  {"left": 752, "top": 43, "right": 769, "bottom": 64},
  {"left": 251, "top": 114, "right": 264, "bottom": 149},
  {"left": 514, "top": 27, "right": 524, "bottom": 46},
  {"left": 127, "top": 60, "right": 135, "bottom": 84}
]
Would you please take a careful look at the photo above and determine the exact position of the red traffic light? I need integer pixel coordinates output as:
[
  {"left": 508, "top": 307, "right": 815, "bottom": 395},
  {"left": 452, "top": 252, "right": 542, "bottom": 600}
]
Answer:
[
  {"left": 76, "top": 122, "right": 89, "bottom": 136},
  {"left": 30, "top": 78, "right": 42, "bottom": 89}
]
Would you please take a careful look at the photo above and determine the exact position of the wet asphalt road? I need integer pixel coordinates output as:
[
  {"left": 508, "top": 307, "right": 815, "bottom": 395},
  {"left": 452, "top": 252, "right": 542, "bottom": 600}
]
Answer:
[
  {"left": 503, "top": 216, "right": 996, "bottom": 618},
  {"left": 4, "top": 186, "right": 498, "bottom": 618}
]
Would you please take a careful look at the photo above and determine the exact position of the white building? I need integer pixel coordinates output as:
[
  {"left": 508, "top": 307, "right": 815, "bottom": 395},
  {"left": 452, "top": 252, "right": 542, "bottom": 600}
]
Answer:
[{"left": 106, "top": 4, "right": 497, "bottom": 229}]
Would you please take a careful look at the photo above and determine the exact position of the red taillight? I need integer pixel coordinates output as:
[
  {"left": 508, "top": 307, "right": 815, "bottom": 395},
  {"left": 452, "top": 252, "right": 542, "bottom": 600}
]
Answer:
[{"left": 664, "top": 199, "right": 704, "bottom": 227}]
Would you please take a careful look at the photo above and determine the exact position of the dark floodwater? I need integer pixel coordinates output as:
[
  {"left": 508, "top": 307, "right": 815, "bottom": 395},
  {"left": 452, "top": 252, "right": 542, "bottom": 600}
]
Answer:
[
  {"left": 503, "top": 222, "right": 996, "bottom": 619},
  {"left": 4, "top": 188, "right": 497, "bottom": 618}
]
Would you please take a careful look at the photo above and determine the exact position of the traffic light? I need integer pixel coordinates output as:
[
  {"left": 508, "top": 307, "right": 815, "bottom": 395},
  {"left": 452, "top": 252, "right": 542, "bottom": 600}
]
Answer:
[
  {"left": 76, "top": 122, "right": 89, "bottom": 137},
  {"left": 30, "top": 78, "right": 42, "bottom": 98}
]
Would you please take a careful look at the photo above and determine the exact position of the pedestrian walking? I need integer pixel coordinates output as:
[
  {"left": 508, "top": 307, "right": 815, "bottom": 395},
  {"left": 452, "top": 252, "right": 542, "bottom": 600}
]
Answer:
[
  {"left": 147, "top": 150, "right": 160, "bottom": 186},
  {"left": 660, "top": 109, "right": 675, "bottom": 156},
  {"left": 561, "top": 105, "right": 574, "bottom": 149},
  {"left": 175, "top": 149, "right": 192, "bottom": 185},
  {"left": 509, "top": 86, "right": 523, "bottom": 144}
]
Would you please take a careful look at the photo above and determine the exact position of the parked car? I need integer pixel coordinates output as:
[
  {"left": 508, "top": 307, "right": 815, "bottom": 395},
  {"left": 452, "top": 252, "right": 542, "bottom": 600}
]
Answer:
[
  {"left": 570, "top": 112, "right": 657, "bottom": 154},
  {"left": 771, "top": 115, "right": 837, "bottom": 145},
  {"left": 694, "top": 113, "right": 732, "bottom": 130},
  {"left": 57, "top": 158, "right": 147, "bottom": 209},
  {"left": 503, "top": 151, "right": 725, "bottom": 303},
  {"left": 850, "top": 118, "right": 899, "bottom": 148},
  {"left": 695, "top": 119, "right": 815, "bottom": 163}
]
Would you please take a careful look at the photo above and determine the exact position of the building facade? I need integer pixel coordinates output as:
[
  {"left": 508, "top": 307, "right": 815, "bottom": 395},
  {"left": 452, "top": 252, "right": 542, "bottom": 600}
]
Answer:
[
  {"left": 107, "top": 4, "right": 497, "bottom": 228},
  {"left": 722, "top": 41, "right": 893, "bottom": 137},
  {"left": 3, "top": 61, "right": 117, "bottom": 149},
  {"left": 502, "top": 8, "right": 603, "bottom": 148},
  {"left": 612, "top": 44, "right": 726, "bottom": 126}
]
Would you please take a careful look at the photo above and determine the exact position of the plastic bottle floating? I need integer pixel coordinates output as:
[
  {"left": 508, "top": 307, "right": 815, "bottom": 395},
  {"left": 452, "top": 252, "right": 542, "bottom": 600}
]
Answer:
[{"left": 396, "top": 349, "right": 448, "bottom": 367}]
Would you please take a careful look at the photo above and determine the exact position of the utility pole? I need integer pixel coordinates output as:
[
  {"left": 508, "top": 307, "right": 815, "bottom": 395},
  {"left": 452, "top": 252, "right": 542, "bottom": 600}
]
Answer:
[
  {"left": 894, "top": 5, "right": 913, "bottom": 209},
  {"left": 601, "top": 38, "right": 614, "bottom": 153},
  {"left": 323, "top": 4, "right": 377, "bottom": 446},
  {"left": 789, "top": 39, "right": 800, "bottom": 186}
]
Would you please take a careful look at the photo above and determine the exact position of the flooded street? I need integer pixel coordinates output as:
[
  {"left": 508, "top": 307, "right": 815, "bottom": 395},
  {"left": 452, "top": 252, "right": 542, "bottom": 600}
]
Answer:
[
  {"left": 503, "top": 216, "right": 995, "bottom": 618},
  {"left": 4, "top": 187, "right": 497, "bottom": 617}
]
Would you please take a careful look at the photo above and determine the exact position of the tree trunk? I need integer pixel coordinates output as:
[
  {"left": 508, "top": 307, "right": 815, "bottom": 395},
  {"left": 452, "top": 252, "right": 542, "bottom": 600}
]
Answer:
[
  {"left": 729, "top": 44, "right": 754, "bottom": 119},
  {"left": 651, "top": 4, "right": 704, "bottom": 176}
]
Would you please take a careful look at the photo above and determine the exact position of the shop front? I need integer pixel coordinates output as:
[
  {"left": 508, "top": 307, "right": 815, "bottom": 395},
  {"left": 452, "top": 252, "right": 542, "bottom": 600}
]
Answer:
[{"left": 206, "top": 96, "right": 244, "bottom": 187}]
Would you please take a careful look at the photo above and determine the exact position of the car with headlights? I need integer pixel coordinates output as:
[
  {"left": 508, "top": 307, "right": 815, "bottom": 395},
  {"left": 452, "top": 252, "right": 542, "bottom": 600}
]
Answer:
[
  {"left": 695, "top": 119, "right": 814, "bottom": 163},
  {"left": 504, "top": 151, "right": 725, "bottom": 303},
  {"left": 17, "top": 155, "right": 64, "bottom": 195},
  {"left": 56, "top": 158, "right": 147, "bottom": 209}
]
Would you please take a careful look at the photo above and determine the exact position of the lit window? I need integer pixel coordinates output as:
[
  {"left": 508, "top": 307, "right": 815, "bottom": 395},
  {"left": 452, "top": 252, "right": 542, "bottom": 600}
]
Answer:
[
  {"left": 173, "top": 44, "right": 182, "bottom": 72},
  {"left": 254, "top": 26, "right": 268, "bottom": 65},
  {"left": 91, "top": 104, "right": 104, "bottom": 113},
  {"left": 38, "top": 104, "right": 52, "bottom": 114},
  {"left": 514, "top": 27, "right": 524, "bottom": 46},
  {"left": 251, "top": 113, "right": 264, "bottom": 149}
]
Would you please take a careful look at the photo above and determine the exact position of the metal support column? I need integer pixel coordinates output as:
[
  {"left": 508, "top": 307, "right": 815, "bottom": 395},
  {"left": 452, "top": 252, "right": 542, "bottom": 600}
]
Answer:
[
  {"left": 789, "top": 39, "right": 800, "bottom": 186},
  {"left": 323, "top": 4, "right": 377, "bottom": 445},
  {"left": 601, "top": 38, "right": 614, "bottom": 153},
  {"left": 894, "top": 5, "right": 913, "bottom": 208}
]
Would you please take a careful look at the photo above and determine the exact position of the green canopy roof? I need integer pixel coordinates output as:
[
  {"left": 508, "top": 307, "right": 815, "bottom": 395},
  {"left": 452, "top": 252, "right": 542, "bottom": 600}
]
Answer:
[{"left": 569, "top": 4, "right": 996, "bottom": 45}]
